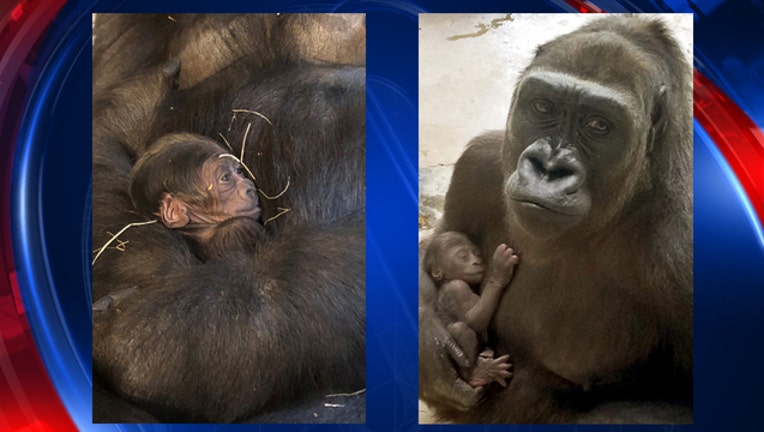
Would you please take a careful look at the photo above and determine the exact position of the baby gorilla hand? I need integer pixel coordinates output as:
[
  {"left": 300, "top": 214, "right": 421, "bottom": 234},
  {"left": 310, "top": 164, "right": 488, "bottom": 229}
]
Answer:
[{"left": 489, "top": 244, "right": 519, "bottom": 286}]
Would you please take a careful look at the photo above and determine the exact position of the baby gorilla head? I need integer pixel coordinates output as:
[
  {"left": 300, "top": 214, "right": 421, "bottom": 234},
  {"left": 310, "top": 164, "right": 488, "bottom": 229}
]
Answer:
[
  {"left": 423, "top": 231, "right": 485, "bottom": 286},
  {"left": 129, "top": 133, "right": 264, "bottom": 260}
]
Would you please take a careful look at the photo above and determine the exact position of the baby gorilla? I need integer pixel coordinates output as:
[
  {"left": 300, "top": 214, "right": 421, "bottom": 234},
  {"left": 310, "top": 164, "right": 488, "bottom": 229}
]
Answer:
[
  {"left": 423, "top": 231, "right": 518, "bottom": 387},
  {"left": 129, "top": 133, "right": 264, "bottom": 261}
]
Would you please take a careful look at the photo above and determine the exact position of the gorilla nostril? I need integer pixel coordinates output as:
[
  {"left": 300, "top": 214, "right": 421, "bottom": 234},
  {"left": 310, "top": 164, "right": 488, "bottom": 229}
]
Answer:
[
  {"left": 548, "top": 168, "right": 572, "bottom": 181},
  {"left": 530, "top": 157, "right": 546, "bottom": 175}
]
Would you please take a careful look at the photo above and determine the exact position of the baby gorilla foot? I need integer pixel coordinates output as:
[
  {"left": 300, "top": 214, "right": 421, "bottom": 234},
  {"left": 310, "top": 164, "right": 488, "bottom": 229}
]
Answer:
[{"left": 468, "top": 348, "right": 513, "bottom": 388}]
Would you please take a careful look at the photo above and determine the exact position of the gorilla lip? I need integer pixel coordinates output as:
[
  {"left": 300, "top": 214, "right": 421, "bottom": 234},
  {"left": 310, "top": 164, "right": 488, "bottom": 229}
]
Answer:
[
  {"left": 240, "top": 204, "right": 262, "bottom": 219},
  {"left": 511, "top": 198, "right": 581, "bottom": 217}
]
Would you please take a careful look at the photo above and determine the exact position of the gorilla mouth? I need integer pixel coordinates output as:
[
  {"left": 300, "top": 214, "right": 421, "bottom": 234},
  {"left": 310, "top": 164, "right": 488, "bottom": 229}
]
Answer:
[
  {"left": 512, "top": 198, "right": 582, "bottom": 217},
  {"left": 238, "top": 204, "right": 262, "bottom": 219}
]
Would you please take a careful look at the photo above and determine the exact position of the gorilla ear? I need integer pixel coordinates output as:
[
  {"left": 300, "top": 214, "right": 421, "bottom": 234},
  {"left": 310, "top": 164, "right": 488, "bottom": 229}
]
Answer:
[
  {"left": 431, "top": 268, "right": 443, "bottom": 281},
  {"left": 159, "top": 194, "right": 190, "bottom": 228},
  {"left": 648, "top": 85, "right": 668, "bottom": 153}
]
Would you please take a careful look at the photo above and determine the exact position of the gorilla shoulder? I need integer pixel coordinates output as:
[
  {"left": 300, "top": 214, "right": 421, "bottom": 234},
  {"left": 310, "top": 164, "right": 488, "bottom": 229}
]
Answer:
[{"left": 442, "top": 130, "right": 507, "bottom": 241}]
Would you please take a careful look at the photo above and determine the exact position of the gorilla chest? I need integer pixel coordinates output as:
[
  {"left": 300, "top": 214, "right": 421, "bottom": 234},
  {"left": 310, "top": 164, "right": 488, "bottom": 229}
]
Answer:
[{"left": 494, "top": 255, "right": 658, "bottom": 386}]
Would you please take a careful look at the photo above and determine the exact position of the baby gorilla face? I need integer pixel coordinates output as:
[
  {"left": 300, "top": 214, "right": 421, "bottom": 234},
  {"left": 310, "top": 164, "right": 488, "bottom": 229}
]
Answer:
[
  {"left": 441, "top": 241, "right": 485, "bottom": 285},
  {"left": 202, "top": 155, "right": 261, "bottom": 221}
]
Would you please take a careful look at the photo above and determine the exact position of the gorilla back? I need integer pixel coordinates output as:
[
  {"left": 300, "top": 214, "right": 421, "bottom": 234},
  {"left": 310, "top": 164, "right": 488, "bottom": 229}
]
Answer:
[{"left": 420, "top": 16, "right": 692, "bottom": 423}]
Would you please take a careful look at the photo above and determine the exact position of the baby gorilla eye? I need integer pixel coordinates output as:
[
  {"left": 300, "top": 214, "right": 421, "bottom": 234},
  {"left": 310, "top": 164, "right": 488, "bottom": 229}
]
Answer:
[
  {"left": 220, "top": 173, "right": 232, "bottom": 183},
  {"left": 235, "top": 165, "right": 245, "bottom": 175}
]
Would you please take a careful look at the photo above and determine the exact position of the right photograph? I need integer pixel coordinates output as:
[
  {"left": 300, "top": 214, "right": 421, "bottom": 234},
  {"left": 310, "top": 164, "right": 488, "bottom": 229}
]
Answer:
[{"left": 419, "top": 14, "right": 693, "bottom": 424}]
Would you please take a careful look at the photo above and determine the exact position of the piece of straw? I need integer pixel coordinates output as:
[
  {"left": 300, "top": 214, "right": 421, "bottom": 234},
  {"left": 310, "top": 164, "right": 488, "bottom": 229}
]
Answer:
[
  {"left": 92, "top": 220, "right": 158, "bottom": 265},
  {"left": 218, "top": 153, "right": 256, "bottom": 182},
  {"left": 263, "top": 207, "right": 290, "bottom": 225},
  {"left": 241, "top": 122, "right": 251, "bottom": 162},
  {"left": 259, "top": 176, "right": 290, "bottom": 200},
  {"left": 218, "top": 132, "right": 234, "bottom": 152},
  {"left": 324, "top": 389, "right": 366, "bottom": 398},
  {"left": 232, "top": 109, "right": 273, "bottom": 127}
]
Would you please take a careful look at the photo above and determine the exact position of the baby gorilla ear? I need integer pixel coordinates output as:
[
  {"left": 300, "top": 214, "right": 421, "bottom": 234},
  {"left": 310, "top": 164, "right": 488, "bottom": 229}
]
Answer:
[
  {"left": 431, "top": 268, "right": 443, "bottom": 281},
  {"left": 159, "top": 193, "right": 191, "bottom": 228}
]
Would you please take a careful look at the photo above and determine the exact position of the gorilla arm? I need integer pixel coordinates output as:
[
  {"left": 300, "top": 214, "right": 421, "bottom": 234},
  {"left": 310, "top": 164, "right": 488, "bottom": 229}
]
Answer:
[{"left": 441, "top": 131, "right": 508, "bottom": 250}]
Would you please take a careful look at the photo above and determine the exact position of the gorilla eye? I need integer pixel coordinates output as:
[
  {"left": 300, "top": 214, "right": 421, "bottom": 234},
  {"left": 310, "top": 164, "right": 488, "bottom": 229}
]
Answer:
[
  {"left": 533, "top": 100, "right": 554, "bottom": 115},
  {"left": 235, "top": 166, "right": 244, "bottom": 175},
  {"left": 220, "top": 173, "right": 232, "bottom": 183},
  {"left": 585, "top": 118, "right": 610, "bottom": 133}
]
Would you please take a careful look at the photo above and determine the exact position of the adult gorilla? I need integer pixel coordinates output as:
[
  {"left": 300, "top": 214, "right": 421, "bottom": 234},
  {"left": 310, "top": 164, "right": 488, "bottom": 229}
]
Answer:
[
  {"left": 419, "top": 16, "right": 692, "bottom": 423},
  {"left": 92, "top": 14, "right": 365, "bottom": 423}
]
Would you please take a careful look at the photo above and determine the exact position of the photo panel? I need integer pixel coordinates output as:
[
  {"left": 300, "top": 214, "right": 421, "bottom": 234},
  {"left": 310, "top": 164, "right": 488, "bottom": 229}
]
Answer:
[
  {"left": 91, "top": 13, "right": 366, "bottom": 424},
  {"left": 419, "top": 13, "right": 693, "bottom": 424}
]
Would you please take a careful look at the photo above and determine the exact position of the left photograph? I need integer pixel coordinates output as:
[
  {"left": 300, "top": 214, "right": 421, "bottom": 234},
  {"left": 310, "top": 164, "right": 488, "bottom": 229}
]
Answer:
[{"left": 91, "top": 14, "right": 366, "bottom": 423}]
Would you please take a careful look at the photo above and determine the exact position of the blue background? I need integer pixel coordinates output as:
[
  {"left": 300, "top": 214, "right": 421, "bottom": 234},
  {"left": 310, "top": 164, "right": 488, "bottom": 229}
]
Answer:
[{"left": 10, "top": 0, "right": 764, "bottom": 431}]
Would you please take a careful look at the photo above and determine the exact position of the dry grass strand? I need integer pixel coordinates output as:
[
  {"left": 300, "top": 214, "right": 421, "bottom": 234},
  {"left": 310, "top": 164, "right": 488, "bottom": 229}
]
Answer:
[
  {"left": 324, "top": 389, "right": 366, "bottom": 398},
  {"left": 263, "top": 207, "right": 290, "bottom": 225},
  {"left": 218, "top": 132, "right": 234, "bottom": 152},
  {"left": 92, "top": 220, "right": 159, "bottom": 265},
  {"left": 241, "top": 122, "right": 251, "bottom": 161},
  {"left": 227, "top": 113, "right": 237, "bottom": 133},
  {"left": 232, "top": 108, "right": 273, "bottom": 127},
  {"left": 218, "top": 153, "right": 256, "bottom": 182},
  {"left": 259, "top": 176, "right": 290, "bottom": 200}
]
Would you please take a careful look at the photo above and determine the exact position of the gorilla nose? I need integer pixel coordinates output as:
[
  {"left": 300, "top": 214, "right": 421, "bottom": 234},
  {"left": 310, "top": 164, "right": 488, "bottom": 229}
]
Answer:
[
  {"left": 242, "top": 179, "right": 258, "bottom": 199},
  {"left": 529, "top": 157, "right": 572, "bottom": 179},
  {"left": 521, "top": 146, "right": 584, "bottom": 195}
]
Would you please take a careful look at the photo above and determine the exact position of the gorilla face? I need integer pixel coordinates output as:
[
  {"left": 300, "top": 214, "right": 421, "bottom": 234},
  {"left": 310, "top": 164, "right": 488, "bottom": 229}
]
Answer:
[{"left": 503, "top": 34, "right": 660, "bottom": 238}]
